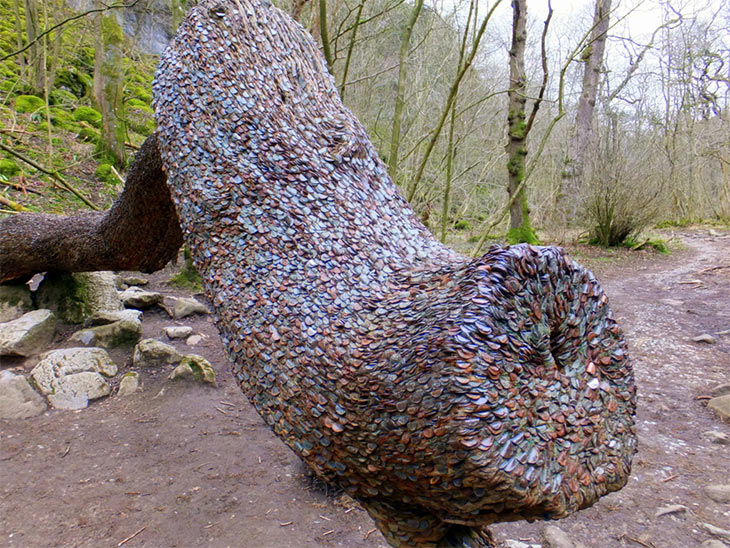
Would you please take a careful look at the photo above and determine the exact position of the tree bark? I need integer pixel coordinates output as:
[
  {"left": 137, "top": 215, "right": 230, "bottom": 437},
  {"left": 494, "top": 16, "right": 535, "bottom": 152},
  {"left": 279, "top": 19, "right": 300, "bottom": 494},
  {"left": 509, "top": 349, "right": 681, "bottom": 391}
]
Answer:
[
  {"left": 0, "top": 135, "right": 183, "bottom": 284},
  {"left": 561, "top": 0, "right": 612, "bottom": 220}
]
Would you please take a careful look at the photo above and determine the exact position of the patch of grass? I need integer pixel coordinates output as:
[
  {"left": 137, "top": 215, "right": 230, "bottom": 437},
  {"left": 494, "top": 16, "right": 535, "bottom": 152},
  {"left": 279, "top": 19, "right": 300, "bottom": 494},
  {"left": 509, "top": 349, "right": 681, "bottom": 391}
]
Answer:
[{"left": 167, "top": 247, "right": 202, "bottom": 291}]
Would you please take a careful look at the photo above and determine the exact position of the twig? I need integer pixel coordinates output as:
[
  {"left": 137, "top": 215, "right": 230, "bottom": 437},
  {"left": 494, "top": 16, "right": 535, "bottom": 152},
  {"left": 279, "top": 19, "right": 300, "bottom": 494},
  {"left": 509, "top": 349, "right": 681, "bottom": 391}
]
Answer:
[
  {"left": 279, "top": 521, "right": 293, "bottom": 527},
  {"left": 0, "top": 143, "right": 99, "bottom": 210},
  {"left": 695, "top": 395, "right": 713, "bottom": 401},
  {"left": 125, "top": 141, "right": 140, "bottom": 150},
  {"left": 61, "top": 444, "right": 71, "bottom": 458},
  {"left": 364, "top": 528, "right": 378, "bottom": 539},
  {"left": 0, "top": 194, "right": 27, "bottom": 211},
  {"left": 1, "top": 179, "right": 44, "bottom": 195},
  {"left": 322, "top": 530, "right": 335, "bottom": 536},
  {"left": 617, "top": 534, "right": 657, "bottom": 548},
  {"left": 219, "top": 401, "right": 236, "bottom": 407},
  {"left": 110, "top": 165, "right": 125, "bottom": 185},
  {"left": 117, "top": 526, "right": 145, "bottom": 546},
  {"left": 660, "top": 473, "right": 678, "bottom": 483},
  {"left": 0, "top": 208, "right": 19, "bottom": 214},
  {"left": 215, "top": 407, "right": 228, "bottom": 415}
]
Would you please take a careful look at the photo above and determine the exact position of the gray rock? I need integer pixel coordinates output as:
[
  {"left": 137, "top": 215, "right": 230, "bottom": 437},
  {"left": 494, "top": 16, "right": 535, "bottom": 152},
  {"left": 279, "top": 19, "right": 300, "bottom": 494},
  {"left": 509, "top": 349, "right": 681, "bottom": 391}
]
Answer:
[
  {"left": 710, "top": 383, "right": 730, "bottom": 398},
  {"left": 121, "top": 276, "right": 149, "bottom": 286},
  {"left": 701, "top": 540, "right": 728, "bottom": 548},
  {"left": 700, "top": 522, "right": 730, "bottom": 542},
  {"left": 168, "top": 296, "right": 210, "bottom": 319},
  {"left": 46, "top": 371, "right": 110, "bottom": 410},
  {"left": 504, "top": 541, "right": 540, "bottom": 548},
  {"left": 164, "top": 325, "right": 193, "bottom": 339},
  {"left": 31, "top": 347, "right": 118, "bottom": 395},
  {"left": 543, "top": 526, "right": 579, "bottom": 548},
  {"left": 654, "top": 504, "right": 688, "bottom": 517},
  {"left": 169, "top": 355, "right": 216, "bottom": 385},
  {"left": 693, "top": 334, "right": 717, "bottom": 344},
  {"left": 117, "top": 372, "right": 140, "bottom": 396},
  {"left": 70, "top": 319, "right": 142, "bottom": 348},
  {"left": 84, "top": 309, "right": 143, "bottom": 327},
  {"left": 708, "top": 395, "right": 730, "bottom": 421},
  {"left": 660, "top": 298, "right": 683, "bottom": 306},
  {"left": 0, "top": 284, "right": 33, "bottom": 322},
  {"left": 133, "top": 338, "right": 182, "bottom": 368},
  {"left": 705, "top": 484, "right": 730, "bottom": 504},
  {"left": 186, "top": 334, "right": 203, "bottom": 346},
  {"left": 35, "top": 271, "right": 122, "bottom": 323},
  {"left": 0, "top": 309, "right": 56, "bottom": 356},
  {"left": 120, "top": 287, "right": 163, "bottom": 309},
  {"left": 0, "top": 370, "right": 47, "bottom": 419},
  {"left": 703, "top": 431, "right": 730, "bottom": 445}
]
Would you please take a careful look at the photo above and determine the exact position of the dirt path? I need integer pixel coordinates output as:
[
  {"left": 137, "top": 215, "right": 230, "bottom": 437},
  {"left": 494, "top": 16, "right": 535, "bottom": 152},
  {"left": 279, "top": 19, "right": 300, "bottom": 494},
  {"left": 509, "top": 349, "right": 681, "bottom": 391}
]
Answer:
[{"left": 1, "top": 229, "right": 729, "bottom": 548}]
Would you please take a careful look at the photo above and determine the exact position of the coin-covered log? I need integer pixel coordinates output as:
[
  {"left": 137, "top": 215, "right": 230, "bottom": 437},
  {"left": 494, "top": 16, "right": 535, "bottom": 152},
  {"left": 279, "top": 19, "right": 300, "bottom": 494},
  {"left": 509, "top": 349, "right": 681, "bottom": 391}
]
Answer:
[{"left": 152, "top": 1, "right": 637, "bottom": 546}]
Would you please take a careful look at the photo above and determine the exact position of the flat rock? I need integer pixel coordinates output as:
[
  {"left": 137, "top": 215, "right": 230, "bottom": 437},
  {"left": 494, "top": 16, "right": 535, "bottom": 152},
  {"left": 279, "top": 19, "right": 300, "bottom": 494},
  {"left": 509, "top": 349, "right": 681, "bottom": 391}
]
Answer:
[
  {"left": 120, "top": 276, "right": 148, "bottom": 286},
  {"left": 0, "top": 309, "right": 56, "bottom": 357},
  {"left": 705, "top": 484, "right": 730, "bottom": 504},
  {"left": 164, "top": 325, "right": 193, "bottom": 339},
  {"left": 117, "top": 372, "right": 140, "bottom": 396},
  {"left": 660, "top": 298, "right": 684, "bottom": 306},
  {"left": 710, "top": 383, "right": 730, "bottom": 398},
  {"left": 700, "top": 522, "right": 730, "bottom": 542},
  {"left": 504, "top": 541, "right": 540, "bottom": 548},
  {"left": 84, "top": 309, "right": 143, "bottom": 327},
  {"left": 133, "top": 338, "right": 182, "bottom": 368},
  {"left": 46, "top": 371, "right": 110, "bottom": 410},
  {"left": 708, "top": 395, "right": 730, "bottom": 421},
  {"left": 35, "top": 271, "right": 122, "bottom": 323},
  {"left": 70, "top": 319, "right": 141, "bottom": 348},
  {"left": 655, "top": 504, "right": 688, "bottom": 517},
  {"left": 120, "top": 287, "right": 163, "bottom": 309},
  {"left": 186, "top": 334, "right": 203, "bottom": 346},
  {"left": 543, "top": 525, "right": 584, "bottom": 548},
  {"left": 31, "top": 347, "right": 118, "bottom": 395},
  {"left": 0, "top": 370, "right": 47, "bottom": 419},
  {"left": 701, "top": 540, "right": 728, "bottom": 548},
  {"left": 169, "top": 354, "right": 216, "bottom": 385},
  {"left": 0, "top": 284, "right": 33, "bottom": 322},
  {"left": 703, "top": 431, "right": 730, "bottom": 445},
  {"left": 167, "top": 296, "right": 210, "bottom": 319},
  {"left": 693, "top": 334, "right": 717, "bottom": 344}
]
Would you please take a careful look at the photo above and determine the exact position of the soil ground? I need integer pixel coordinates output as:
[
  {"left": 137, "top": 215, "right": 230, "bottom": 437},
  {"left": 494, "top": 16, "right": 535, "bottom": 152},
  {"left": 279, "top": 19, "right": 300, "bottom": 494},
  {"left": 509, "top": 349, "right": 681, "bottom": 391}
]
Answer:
[{"left": 1, "top": 228, "right": 729, "bottom": 548}]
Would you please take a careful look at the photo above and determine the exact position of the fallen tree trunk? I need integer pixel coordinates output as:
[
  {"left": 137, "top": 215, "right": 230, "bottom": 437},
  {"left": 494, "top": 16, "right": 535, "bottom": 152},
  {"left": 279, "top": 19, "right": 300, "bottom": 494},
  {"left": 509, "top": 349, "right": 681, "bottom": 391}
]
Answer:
[{"left": 0, "top": 135, "right": 183, "bottom": 284}]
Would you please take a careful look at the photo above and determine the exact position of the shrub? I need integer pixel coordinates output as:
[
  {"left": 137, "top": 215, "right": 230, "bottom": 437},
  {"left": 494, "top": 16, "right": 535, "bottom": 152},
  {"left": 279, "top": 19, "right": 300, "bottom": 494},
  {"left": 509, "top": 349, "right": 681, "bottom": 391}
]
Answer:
[{"left": 454, "top": 220, "right": 471, "bottom": 231}]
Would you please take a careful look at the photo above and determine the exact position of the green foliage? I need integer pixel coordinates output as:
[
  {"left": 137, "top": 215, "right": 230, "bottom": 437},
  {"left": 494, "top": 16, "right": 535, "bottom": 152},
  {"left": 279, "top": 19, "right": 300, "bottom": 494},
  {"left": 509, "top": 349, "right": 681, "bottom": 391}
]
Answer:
[
  {"left": 49, "top": 89, "right": 78, "bottom": 108},
  {"left": 14, "top": 95, "right": 45, "bottom": 113},
  {"left": 167, "top": 247, "right": 202, "bottom": 291},
  {"left": 0, "top": 159, "right": 20, "bottom": 177},
  {"left": 95, "top": 163, "right": 118, "bottom": 186},
  {"left": 453, "top": 220, "right": 470, "bottom": 231},
  {"left": 55, "top": 67, "right": 92, "bottom": 98},
  {"left": 73, "top": 106, "right": 102, "bottom": 128},
  {"left": 77, "top": 126, "right": 100, "bottom": 143},
  {"left": 506, "top": 225, "right": 539, "bottom": 245}
]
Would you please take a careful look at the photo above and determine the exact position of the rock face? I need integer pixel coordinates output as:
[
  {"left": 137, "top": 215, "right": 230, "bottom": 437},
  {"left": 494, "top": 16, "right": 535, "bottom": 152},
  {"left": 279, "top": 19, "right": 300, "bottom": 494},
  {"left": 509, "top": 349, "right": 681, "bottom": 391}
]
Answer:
[
  {"left": 132, "top": 338, "right": 182, "bottom": 368},
  {"left": 152, "top": 1, "right": 637, "bottom": 545},
  {"left": 0, "top": 283, "right": 33, "bottom": 322},
  {"left": 0, "top": 309, "right": 56, "bottom": 356},
  {"left": 30, "top": 347, "right": 117, "bottom": 409},
  {"left": 0, "top": 370, "right": 47, "bottom": 419},
  {"left": 35, "top": 271, "right": 122, "bottom": 324}
]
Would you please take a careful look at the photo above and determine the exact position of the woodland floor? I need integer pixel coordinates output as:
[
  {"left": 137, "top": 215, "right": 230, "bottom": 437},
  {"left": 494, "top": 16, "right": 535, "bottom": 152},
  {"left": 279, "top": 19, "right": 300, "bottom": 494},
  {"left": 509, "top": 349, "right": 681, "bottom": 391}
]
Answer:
[{"left": 1, "top": 228, "right": 729, "bottom": 548}]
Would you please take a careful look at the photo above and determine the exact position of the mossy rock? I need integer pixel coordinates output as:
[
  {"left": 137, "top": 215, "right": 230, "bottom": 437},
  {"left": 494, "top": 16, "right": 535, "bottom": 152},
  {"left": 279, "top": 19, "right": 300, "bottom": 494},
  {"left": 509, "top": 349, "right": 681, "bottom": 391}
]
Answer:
[
  {"left": 14, "top": 95, "right": 45, "bottom": 114},
  {"left": 73, "top": 106, "right": 102, "bottom": 128},
  {"left": 49, "top": 89, "right": 78, "bottom": 109},
  {"left": 127, "top": 104, "right": 155, "bottom": 137},
  {"left": 127, "top": 84, "right": 152, "bottom": 104},
  {"left": 95, "top": 163, "right": 119, "bottom": 186},
  {"left": 49, "top": 107, "right": 79, "bottom": 131},
  {"left": 55, "top": 67, "right": 92, "bottom": 98},
  {"left": 77, "top": 126, "right": 100, "bottom": 144},
  {"left": 454, "top": 220, "right": 471, "bottom": 231},
  {"left": 506, "top": 225, "right": 540, "bottom": 245},
  {"left": 0, "top": 159, "right": 20, "bottom": 177}
]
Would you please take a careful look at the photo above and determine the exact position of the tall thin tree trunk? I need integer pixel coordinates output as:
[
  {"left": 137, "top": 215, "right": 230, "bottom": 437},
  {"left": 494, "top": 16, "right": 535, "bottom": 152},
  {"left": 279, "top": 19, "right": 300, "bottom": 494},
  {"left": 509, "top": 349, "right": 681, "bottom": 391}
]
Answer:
[
  {"left": 505, "top": 0, "right": 537, "bottom": 244},
  {"left": 561, "top": 0, "right": 612, "bottom": 221},
  {"left": 13, "top": 0, "right": 25, "bottom": 76},
  {"left": 24, "top": 0, "right": 44, "bottom": 95},
  {"left": 96, "top": 9, "right": 127, "bottom": 167}
]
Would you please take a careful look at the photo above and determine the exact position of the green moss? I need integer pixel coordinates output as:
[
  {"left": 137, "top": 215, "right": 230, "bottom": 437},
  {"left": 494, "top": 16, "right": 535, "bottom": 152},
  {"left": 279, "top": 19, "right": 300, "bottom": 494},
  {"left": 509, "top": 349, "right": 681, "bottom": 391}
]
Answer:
[
  {"left": 49, "top": 89, "right": 78, "bottom": 108},
  {"left": 506, "top": 225, "right": 540, "bottom": 245},
  {"left": 127, "top": 102, "right": 155, "bottom": 136},
  {"left": 127, "top": 84, "right": 152, "bottom": 104},
  {"left": 0, "top": 159, "right": 20, "bottom": 177},
  {"left": 167, "top": 247, "right": 202, "bottom": 291},
  {"left": 55, "top": 67, "right": 92, "bottom": 98},
  {"left": 95, "top": 163, "right": 119, "bottom": 186},
  {"left": 73, "top": 106, "right": 102, "bottom": 128},
  {"left": 454, "top": 220, "right": 470, "bottom": 231},
  {"left": 49, "top": 107, "right": 79, "bottom": 131},
  {"left": 77, "top": 126, "right": 100, "bottom": 144},
  {"left": 14, "top": 94, "right": 45, "bottom": 113}
]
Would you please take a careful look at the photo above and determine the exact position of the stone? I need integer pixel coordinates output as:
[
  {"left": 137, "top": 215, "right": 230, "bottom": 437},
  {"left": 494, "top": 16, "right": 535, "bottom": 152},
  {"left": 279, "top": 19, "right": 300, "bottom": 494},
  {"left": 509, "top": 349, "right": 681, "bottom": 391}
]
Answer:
[
  {"left": 169, "top": 354, "right": 216, "bottom": 385},
  {"left": 504, "top": 541, "right": 541, "bottom": 548},
  {"left": 35, "top": 271, "right": 122, "bottom": 323},
  {"left": 654, "top": 504, "right": 687, "bottom": 517},
  {"left": 167, "top": 296, "right": 210, "bottom": 319},
  {"left": 120, "top": 287, "right": 163, "bottom": 309},
  {"left": 0, "top": 283, "right": 33, "bottom": 322},
  {"left": 47, "top": 371, "right": 110, "bottom": 410},
  {"left": 693, "top": 334, "right": 717, "bottom": 344},
  {"left": 70, "top": 319, "right": 142, "bottom": 348},
  {"left": 659, "top": 298, "right": 683, "bottom": 306},
  {"left": 84, "top": 309, "right": 143, "bottom": 327},
  {"left": 700, "top": 523, "right": 730, "bottom": 542},
  {"left": 705, "top": 484, "right": 730, "bottom": 504},
  {"left": 31, "top": 347, "right": 118, "bottom": 395},
  {"left": 701, "top": 540, "right": 728, "bottom": 548},
  {"left": 133, "top": 338, "right": 182, "bottom": 368},
  {"left": 708, "top": 395, "right": 730, "bottom": 421},
  {"left": 543, "top": 525, "right": 583, "bottom": 548},
  {"left": 164, "top": 325, "right": 193, "bottom": 339},
  {"left": 186, "top": 334, "right": 203, "bottom": 346},
  {"left": 121, "top": 276, "right": 149, "bottom": 286},
  {"left": 0, "top": 370, "right": 47, "bottom": 419},
  {"left": 117, "top": 372, "right": 141, "bottom": 396},
  {"left": 710, "top": 383, "right": 730, "bottom": 398},
  {"left": 0, "top": 309, "right": 56, "bottom": 357},
  {"left": 703, "top": 431, "right": 730, "bottom": 445}
]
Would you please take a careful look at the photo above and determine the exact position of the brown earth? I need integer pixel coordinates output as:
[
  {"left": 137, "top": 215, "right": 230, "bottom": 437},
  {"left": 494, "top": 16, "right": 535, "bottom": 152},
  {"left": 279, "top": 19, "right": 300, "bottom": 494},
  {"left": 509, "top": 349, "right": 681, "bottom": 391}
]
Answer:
[{"left": 1, "top": 228, "right": 729, "bottom": 548}]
